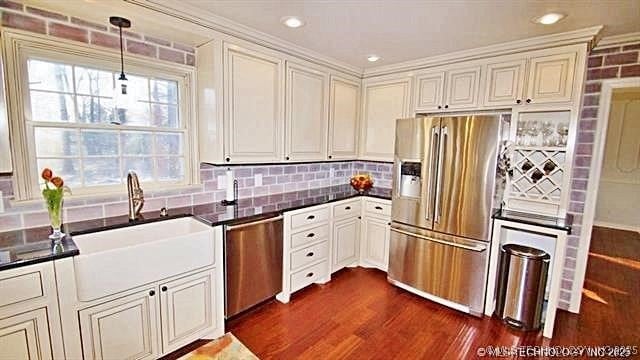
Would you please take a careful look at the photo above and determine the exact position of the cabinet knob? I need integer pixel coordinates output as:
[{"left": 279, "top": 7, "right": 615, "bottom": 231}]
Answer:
[
  {"left": 358, "top": 216, "right": 362, "bottom": 219},
  {"left": 526, "top": 99, "right": 532, "bottom": 104},
  {"left": 286, "top": 156, "right": 290, "bottom": 160},
  {"left": 437, "top": 105, "right": 442, "bottom": 109},
  {"left": 444, "top": 105, "right": 449, "bottom": 109},
  {"left": 161, "top": 286, "right": 168, "bottom": 292},
  {"left": 388, "top": 222, "right": 391, "bottom": 226},
  {"left": 306, "top": 272, "right": 314, "bottom": 278},
  {"left": 149, "top": 290, "right": 155, "bottom": 297},
  {"left": 516, "top": 99, "right": 522, "bottom": 104},
  {"left": 328, "top": 155, "right": 332, "bottom": 159},
  {"left": 225, "top": 157, "right": 230, "bottom": 162},
  {"left": 306, "top": 252, "right": 314, "bottom": 257}
]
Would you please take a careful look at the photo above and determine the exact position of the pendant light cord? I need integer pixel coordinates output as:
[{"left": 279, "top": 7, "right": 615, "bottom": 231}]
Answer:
[{"left": 118, "top": 25, "right": 126, "bottom": 81}]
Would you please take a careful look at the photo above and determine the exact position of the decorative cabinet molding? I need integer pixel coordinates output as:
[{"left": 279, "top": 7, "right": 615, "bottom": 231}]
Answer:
[
  {"left": 484, "top": 59, "right": 527, "bottom": 107},
  {"left": 223, "top": 42, "right": 284, "bottom": 163},
  {"left": 328, "top": 76, "right": 361, "bottom": 160},
  {"left": 526, "top": 51, "right": 576, "bottom": 104},
  {"left": 359, "top": 199, "right": 392, "bottom": 272},
  {"left": 285, "top": 62, "right": 329, "bottom": 162},
  {"left": 360, "top": 77, "right": 412, "bottom": 161},
  {"left": 414, "top": 66, "right": 481, "bottom": 112},
  {"left": 0, "top": 308, "right": 53, "bottom": 360},
  {"left": 414, "top": 71, "right": 446, "bottom": 112},
  {"left": 331, "top": 198, "right": 362, "bottom": 272},
  {"left": 445, "top": 66, "right": 482, "bottom": 109}
]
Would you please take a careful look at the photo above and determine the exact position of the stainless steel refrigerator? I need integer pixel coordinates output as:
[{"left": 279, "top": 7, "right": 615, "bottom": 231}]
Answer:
[{"left": 388, "top": 114, "right": 504, "bottom": 316}]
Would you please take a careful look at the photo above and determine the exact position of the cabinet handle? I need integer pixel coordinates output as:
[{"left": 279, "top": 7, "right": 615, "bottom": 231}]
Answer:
[
  {"left": 307, "top": 215, "right": 315, "bottom": 220},
  {"left": 437, "top": 105, "right": 442, "bottom": 109},
  {"left": 345, "top": 206, "right": 351, "bottom": 210},
  {"left": 286, "top": 156, "right": 290, "bottom": 160},
  {"left": 526, "top": 99, "right": 532, "bottom": 104},
  {"left": 307, "top": 232, "right": 315, "bottom": 238},
  {"left": 161, "top": 286, "right": 168, "bottom": 292},
  {"left": 375, "top": 206, "right": 383, "bottom": 210},
  {"left": 225, "top": 157, "right": 230, "bottom": 162},
  {"left": 444, "top": 105, "right": 449, "bottom": 109},
  {"left": 516, "top": 99, "right": 521, "bottom": 104},
  {"left": 306, "top": 252, "right": 314, "bottom": 257},
  {"left": 149, "top": 290, "right": 155, "bottom": 297},
  {"left": 306, "top": 272, "right": 314, "bottom": 278},
  {"left": 358, "top": 216, "right": 361, "bottom": 219}
]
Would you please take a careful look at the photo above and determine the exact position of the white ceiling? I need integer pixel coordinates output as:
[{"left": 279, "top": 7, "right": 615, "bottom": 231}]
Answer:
[{"left": 180, "top": 0, "right": 640, "bottom": 68}]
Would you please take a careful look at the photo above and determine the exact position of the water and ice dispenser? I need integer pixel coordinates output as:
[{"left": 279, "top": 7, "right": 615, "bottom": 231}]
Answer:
[{"left": 398, "top": 161, "right": 421, "bottom": 198}]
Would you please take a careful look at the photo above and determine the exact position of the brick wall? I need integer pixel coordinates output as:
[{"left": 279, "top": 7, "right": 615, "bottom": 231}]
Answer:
[
  {"left": 558, "top": 41, "right": 640, "bottom": 310},
  {"left": 0, "top": 0, "right": 195, "bottom": 66}
]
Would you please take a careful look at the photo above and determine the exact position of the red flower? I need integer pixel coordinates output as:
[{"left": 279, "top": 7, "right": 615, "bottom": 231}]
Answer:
[
  {"left": 51, "top": 177, "right": 64, "bottom": 188},
  {"left": 41, "top": 168, "right": 53, "bottom": 181}
]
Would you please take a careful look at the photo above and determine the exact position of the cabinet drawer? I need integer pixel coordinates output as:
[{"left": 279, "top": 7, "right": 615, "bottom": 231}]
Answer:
[
  {"left": 290, "top": 260, "right": 328, "bottom": 293},
  {"left": 0, "top": 270, "right": 45, "bottom": 308},
  {"left": 290, "top": 206, "right": 329, "bottom": 229},
  {"left": 333, "top": 200, "right": 361, "bottom": 219},
  {"left": 290, "top": 241, "right": 329, "bottom": 271},
  {"left": 364, "top": 200, "right": 391, "bottom": 217},
  {"left": 291, "top": 224, "right": 329, "bottom": 249}
]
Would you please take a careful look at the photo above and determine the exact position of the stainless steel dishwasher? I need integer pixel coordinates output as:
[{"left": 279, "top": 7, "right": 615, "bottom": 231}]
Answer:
[{"left": 224, "top": 215, "right": 283, "bottom": 318}]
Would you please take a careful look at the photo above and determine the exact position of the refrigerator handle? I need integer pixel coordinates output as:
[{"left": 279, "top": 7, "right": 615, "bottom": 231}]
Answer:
[
  {"left": 434, "top": 126, "right": 447, "bottom": 224},
  {"left": 425, "top": 126, "right": 439, "bottom": 220}
]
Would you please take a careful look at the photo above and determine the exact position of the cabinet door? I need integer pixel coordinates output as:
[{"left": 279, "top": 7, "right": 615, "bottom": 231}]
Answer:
[
  {"left": 484, "top": 59, "right": 527, "bottom": 107},
  {"left": 526, "top": 52, "right": 576, "bottom": 103},
  {"left": 414, "top": 71, "right": 445, "bottom": 112},
  {"left": 285, "top": 62, "right": 328, "bottom": 161},
  {"left": 159, "top": 270, "right": 215, "bottom": 354},
  {"left": 360, "top": 78, "right": 412, "bottom": 161},
  {"left": 332, "top": 217, "right": 360, "bottom": 272},
  {"left": 361, "top": 217, "right": 390, "bottom": 271},
  {"left": 0, "top": 308, "right": 52, "bottom": 360},
  {"left": 328, "top": 76, "right": 360, "bottom": 160},
  {"left": 445, "top": 66, "right": 481, "bottom": 109},
  {"left": 224, "top": 43, "right": 284, "bottom": 163},
  {"left": 79, "top": 288, "right": 159, "bottom": 360}
]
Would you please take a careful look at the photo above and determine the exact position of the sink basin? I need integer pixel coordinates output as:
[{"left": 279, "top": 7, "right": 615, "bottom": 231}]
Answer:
[{"left": 73, "top": 217, "right": 215, "bottom": 301}]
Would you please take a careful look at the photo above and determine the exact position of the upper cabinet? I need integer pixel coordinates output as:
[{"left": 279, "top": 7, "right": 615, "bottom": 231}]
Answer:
[
  {"left": 285, "top": 62, "right": 328, "bottom": 162},
  {"left": 223, "top": 43, "right": 284, "bottom": 163},
  {"left": 360, "top": 77, "right": 412, "bottom": 161},
  {"left": 526, "top": 51, "right": 576, "bottom": 104},
  {"left": 484, "top": 59, "right": 527, "bottom": 107},
  {"left": 414, "top": 65, "right": 480, "bottom": 112},
  {"left": 328, "top": 76, "right": 360, "bottom": 160},
  {"left": 414, "top": 71, "right": 445, "bottom": 112}
]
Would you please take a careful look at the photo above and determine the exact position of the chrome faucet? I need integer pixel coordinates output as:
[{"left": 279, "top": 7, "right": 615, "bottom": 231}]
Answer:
[{"left": 127, "top": 170, "right": 144, "bottom": 221}]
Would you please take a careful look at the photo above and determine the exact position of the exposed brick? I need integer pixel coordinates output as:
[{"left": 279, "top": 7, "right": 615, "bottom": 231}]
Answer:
[
  {"left": 577, "top": 131, "right": 594, "bottom": 143},
  {"left": 2, "top": 12, "right": 46, "bottom": 34},
  {"left": 0, "top": 0, "right": 22, "bottom": 10},
  {"left": 90, "top": 31, "right": 119, "bottom": 49},
  {"left": 590, "top": 46, "right": 620, "bottom": 55},
  {"left": 622, "top": 43, "right": 640, "bottom": 51},
  {"left": 604, "top": 52, "right": 639, "bottom": 65},
  {"left": 110, "top": 26, "right": 142, "bottom": 39},
  {"left": 571, "top": 191, "right": 586, "bottom": 202},
  {"left": 186, "top": 53, "right": 195, "bottom": 66},
  {"left": 621, "top": 64, "right": 640, "bottom": 78},
  {"left": 71, "top": 17, "right": 107, "bottom": 31},
  {"left": 584, "top": 82, "right": 602, "bottom": 94},
  {"left": 48, "top": 22, "right": 88, "bottom": 43},
  {"left": 127, "top": 39, "right": 156, "bottom": 57},
  {"left": 572, "top": 167, "right": 589, "bottom": 179},
  {"left": 572, "top": 179, "right": 588, "bottom": 190},
  {"left": 579, "top": 119, "right": 596, "bottom": 131},
  {"left": 173, "top": 42, "right": 195, "bottom": 53},
  {"left": 587, "top": 66, "right": 619, "bottom": 80},
  {"left": 25, "top": 6, "right": 67, "bottom": 21},
  {"left": 568, "top": 203, "right": 584, "bottom": 217},
  {"left": 581, "top": 107, "right": 598, "bottom": 119},
  {"left": 576, "top": 143, "right": 593, "bottom": 155},
  {"left": 582, "top": 94, "right": 599, "bottom": 106},
  {"left": 587, "top": 56, "right": 603, "bottom": 68},
  {"left": 158, "top": 47, "right": 184, "bottom": 64},
  {"left": 567, "top": 237, "right": 580, "bottom": 248},
  {"left": 144, "top": 35, "right": 171, "bottom": 47},
  {"left": 574, "top": 156, "right": 592, "bottom": 167}
]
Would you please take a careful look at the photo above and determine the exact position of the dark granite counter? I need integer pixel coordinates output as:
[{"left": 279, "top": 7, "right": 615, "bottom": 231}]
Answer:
[
  {"left": 0, "top": 185, "right": 391, "bottom": 271},
  {"left": 492, "top": 208, "right": 572, "bottom": 234}
]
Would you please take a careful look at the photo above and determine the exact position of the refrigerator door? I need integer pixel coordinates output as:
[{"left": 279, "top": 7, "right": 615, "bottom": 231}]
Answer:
[
  {"left": 392, "top": 117, "right": 440, "bottom": 230},
  {"left": 432, "top": 115, "right": 500, "bottom": 241}
]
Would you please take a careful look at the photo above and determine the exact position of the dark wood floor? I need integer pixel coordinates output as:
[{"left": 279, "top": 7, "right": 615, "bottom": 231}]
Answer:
[{"left": 165, "top": 226, "right": 639, "bottom": 359}]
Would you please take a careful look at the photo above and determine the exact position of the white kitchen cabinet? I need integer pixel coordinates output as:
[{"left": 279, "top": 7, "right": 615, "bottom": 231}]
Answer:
[
  {"left": 484, "top": 59, "right": 527, "bottom": 107},
  {"left": 159, "top": 270, "right": 216, "bottom": 354},
  {"left": 360, "top": 216, "right": 391, "bottom": 272},
  {"left": 445, "top": 66, "right": 481, "bottom": 109},
  {"left": 332, "top": 216, "right": 361, "bottom": 272},
  {"left": 414, "top": 71, "right": 446, "bottom": 112},
  {"left": 79, "top": 287, "right": 160, "bottom": 360},
  {"left": 526, "top": 51, "right": 576, "bottom": 104},
  {"left": 223, "top": 42, "right": 284, "bottom": 163},
  {"left": 360, "top": 77, "right": 412, "bottom": 161},
  {"left": 0, "top": 308, "right": 52, "bottom": 360},
  {"left": 328, "top": 75, "right": 360, "bottom": 160},
  {"left": 285, "top": 62, "right": 328, "bottom": 161}
]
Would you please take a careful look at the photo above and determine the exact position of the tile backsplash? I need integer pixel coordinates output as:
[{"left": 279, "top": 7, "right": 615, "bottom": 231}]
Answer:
[{"left": 0, "top": 160, "right": 392, "bottom": 233}]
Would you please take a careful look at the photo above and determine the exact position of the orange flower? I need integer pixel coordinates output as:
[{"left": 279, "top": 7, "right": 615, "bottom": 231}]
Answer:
[
  {"left": 41, "top": 168, "right": 53, "bottom": 181},
  {"left": 51, "top": 177, "right": 64, "bottom": 188}
]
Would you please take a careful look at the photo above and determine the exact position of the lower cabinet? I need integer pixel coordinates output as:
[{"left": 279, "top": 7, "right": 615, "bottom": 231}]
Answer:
[
  {"left": 332, "top": 216, "right": 360, "bottom": 272},
  {"left": 360, "top": 215, "right": 391, "bottom": 272},
  {"left": 0, "top": 308, "right": 53, "bottom": 360}
]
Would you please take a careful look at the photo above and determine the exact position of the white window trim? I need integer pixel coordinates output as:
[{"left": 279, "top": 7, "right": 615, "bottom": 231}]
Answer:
[{"left": 2, "top": 29, "right": 199, "bottom": 201}]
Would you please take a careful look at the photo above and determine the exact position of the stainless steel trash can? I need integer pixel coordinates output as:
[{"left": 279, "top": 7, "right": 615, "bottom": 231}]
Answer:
[{"left": 494, "top": 244, "right": 550, "bottom": 331}]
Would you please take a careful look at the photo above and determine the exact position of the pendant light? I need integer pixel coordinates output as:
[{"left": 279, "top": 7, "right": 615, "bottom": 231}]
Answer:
[{"left": 110, "top": 16, "right": 132, "bottom": 112}]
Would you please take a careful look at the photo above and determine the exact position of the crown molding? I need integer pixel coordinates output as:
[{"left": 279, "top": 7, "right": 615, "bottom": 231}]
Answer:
[
  {"left": 595, "top": 32, "right": 640, "bottom": 48},
  {"left": 363, "top": 26, "right": 603, "bottom": 78},
  {"left": 124, "top": 0, "right": 363, "bottom": 77}
]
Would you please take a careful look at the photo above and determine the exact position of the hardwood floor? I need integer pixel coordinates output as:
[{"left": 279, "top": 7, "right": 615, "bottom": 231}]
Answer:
[{"left": 164, "top": 226, "right": 639, "bottom": 359}]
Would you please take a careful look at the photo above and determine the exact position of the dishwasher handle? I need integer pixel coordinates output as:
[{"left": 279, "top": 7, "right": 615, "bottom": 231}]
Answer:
[{"left": 225, "top": 215, "right": 283, "bottom": 231}]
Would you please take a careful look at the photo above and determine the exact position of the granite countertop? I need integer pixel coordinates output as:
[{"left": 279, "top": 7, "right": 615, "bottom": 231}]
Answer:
[
  {"left": 492, "top": 208, "right": 573, "bottom": 234},
  {"left": 0, "top": 185, "right": 391, "bottom": 271}
]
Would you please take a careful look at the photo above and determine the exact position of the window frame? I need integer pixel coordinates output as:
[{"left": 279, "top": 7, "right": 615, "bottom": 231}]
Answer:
[{"left": 2, "top": 29, "right": 199, "bottom": 200}]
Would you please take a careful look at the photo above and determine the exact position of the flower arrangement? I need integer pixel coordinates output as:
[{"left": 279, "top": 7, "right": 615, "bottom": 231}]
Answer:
[
  {"left": 350, "top": 173, "right": 374, "bottom": 193},
  {"left": 41, "top": 168, "right": 71, "bottom": 241}
]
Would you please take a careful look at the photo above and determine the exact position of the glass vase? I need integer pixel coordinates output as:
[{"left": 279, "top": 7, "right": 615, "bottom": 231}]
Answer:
[{"left": 44, "top": 189, "right": 65, "bottom": 241}]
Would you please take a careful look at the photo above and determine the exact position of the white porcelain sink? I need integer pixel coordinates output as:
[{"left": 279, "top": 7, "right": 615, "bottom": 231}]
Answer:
[{"left": 73, "top": 217, "right": 215, "bottom": 301}]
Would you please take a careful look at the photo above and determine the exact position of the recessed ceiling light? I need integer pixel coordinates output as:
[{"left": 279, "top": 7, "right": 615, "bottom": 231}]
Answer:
[
  {"left": 281, "top": 16, "right": 304, "bottom": 28},
  {"left": 367, "top": 55, "right": 381, "bottom": 62},
  {"left": 533, "top": 13, "right": 566, "bottom": 25}
]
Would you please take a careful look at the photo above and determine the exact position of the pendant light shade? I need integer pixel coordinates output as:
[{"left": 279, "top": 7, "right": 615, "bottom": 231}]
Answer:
[{"left": 110, "top": 16, "right": 132, "bottom": 112}]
